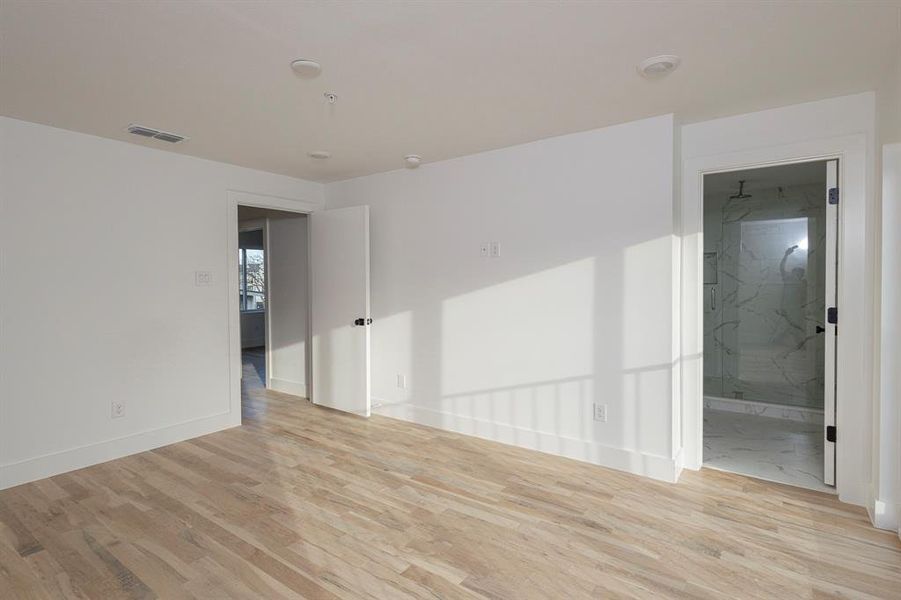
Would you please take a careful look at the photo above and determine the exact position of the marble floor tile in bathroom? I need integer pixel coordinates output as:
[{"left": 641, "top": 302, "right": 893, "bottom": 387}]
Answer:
[{"left": 703, "top": 408, "right": 831, "bottom": 493}]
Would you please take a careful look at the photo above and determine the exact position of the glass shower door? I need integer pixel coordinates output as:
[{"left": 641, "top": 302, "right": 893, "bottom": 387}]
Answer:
[{"left": 722, "top": 216, "right": 823, "bottom": 407}]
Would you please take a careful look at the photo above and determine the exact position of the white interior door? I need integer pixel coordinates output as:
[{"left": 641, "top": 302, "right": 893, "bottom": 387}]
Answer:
[
  {"left": 310, "top": 205, "right": 371, "bottom": 416},
  {"left": 824, "top": 159, "right": 838, "bottom": 486}
]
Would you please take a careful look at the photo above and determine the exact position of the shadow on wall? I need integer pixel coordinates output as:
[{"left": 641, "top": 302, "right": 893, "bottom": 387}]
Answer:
[{"left": 312, "top": 234, "right": 680, "bottom": 477}]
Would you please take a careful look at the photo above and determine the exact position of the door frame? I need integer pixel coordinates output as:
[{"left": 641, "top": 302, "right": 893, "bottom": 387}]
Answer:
[
  {"left": 226, "top": 190, "right": 318, "bottom": 425},
  {"left": 680, "top": 133, "right": 872, "bottom": 507},
  {"left": 696, "top": 157, "right": 839, "bottom": 489}
]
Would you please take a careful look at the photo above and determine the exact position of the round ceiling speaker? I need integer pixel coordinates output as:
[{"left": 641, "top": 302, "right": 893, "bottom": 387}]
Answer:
[{"left": 291, "top": 59, "right": 322, "bottom": 78}]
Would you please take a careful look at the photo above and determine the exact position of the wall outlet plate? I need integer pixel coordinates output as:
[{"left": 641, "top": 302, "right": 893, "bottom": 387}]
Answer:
[
  {"left": 111, "top": 401, "right": 125, "bottom": 419},
  {"left": 593, "top": 403, "right": 607, "bottom": 422},
  {"left": 490, "top": 241, "right": 501, "bottom": 258},
  {"left": 396, "top": 374, "right": 407, "bottom": 389}
]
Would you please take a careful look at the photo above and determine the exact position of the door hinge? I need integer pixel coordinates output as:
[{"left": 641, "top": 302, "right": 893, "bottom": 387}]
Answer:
[
  {"left": 353, "top": 317, "right": 373, "bottom": 326},
  {"left": 828, "top": 187, "right": 839, "bottom": 205},
  {"left": 827, "top": 307, "right": 837, "bottom": 324},
  {"left": 826, "top": 425, "right": 836, "bottom": 443}
]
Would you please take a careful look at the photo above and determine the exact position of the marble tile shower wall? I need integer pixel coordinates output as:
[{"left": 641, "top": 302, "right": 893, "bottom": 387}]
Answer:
[{"left": 704, "top": 183, "right": 826, "bottom": 409}]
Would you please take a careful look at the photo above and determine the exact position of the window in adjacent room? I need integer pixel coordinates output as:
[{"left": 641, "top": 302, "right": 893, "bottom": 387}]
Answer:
[{"left": 238, "top": 239, "right": 265, "bottom": 312}]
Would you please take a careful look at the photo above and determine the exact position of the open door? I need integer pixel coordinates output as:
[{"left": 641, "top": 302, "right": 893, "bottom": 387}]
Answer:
[
  {"left": 310, "top": 205, "right": 371, "bottom": 416},
  {"left": 824, "top": 159, "right": 838, "bottom": 486}
]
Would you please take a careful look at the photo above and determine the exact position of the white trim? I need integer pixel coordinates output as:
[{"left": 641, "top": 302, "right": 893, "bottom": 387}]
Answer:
[
  {"left": 824, "top": 159, "right": 838, "bottom": 486},
  {"left": 374, "top": 403, "right": 682, "bottom": 483},
  {"left": 0, "top": 412, "right": 233, "bottom": 490},
  {"left": 680, "top": 134, "right": 871, "bottom": 508},
  {"left": 869, "top": 484, "right": 899, "bottom": 531},
  {"left": 228, "top": 190, "right": 316, "bottom": 419},
  {"left": 269, "top": 378, "right": 308, "bottom": 398}
]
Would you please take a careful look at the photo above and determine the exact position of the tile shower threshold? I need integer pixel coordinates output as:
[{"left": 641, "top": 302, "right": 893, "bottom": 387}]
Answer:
[{"left": 704, "top": 395, "right": 824, "bottom": 424}]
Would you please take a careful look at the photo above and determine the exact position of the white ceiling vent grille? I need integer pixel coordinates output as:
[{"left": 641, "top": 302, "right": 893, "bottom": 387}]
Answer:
[{"left": 126, "top": 124, "right": 187, "bottom": 143}]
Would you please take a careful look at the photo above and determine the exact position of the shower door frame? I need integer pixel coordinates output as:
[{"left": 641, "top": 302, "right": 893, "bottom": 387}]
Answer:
[
  {"left": 680, "top": 132, "right": 872, "bottom": 507},
  {"left": 699, "top": 160, "right": 837, "bottom": 487}
]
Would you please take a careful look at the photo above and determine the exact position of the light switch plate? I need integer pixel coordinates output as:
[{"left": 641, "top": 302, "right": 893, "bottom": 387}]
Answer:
[
  {"left": 195, "top": 270, "right": 213, "bottom": 286},
  {"left": 593, "top": 403, "right": 607, "bottom": 422},
  {"left": 111, "top": 401, "right": 125, "bottom": 419},
  {"left": 479, "top": 243, "right": 490, "bottom": 257}
]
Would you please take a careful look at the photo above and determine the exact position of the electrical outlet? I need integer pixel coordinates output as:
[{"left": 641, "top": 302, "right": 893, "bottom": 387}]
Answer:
[
  {"left": 195, "top": 270, "right": 213, "bottom": 286},
  {"left": 479, "top": 243, "right": 490, "bottom": 257},
  {"left": 490, "top": 241, "right": 501, "bottom": 258},
  {"left": 593, "top": 403, "right": 607, "bottom": 422},
  {"left": 111, "top": 401, "right": 125, "bottom": 419},
  {"left": 396, "top": 374, "right": 407, "bottom": 389}
]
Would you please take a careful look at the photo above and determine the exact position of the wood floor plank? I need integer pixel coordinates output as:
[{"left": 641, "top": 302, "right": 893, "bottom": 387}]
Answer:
[{"left": 2, "top": 366, "right": 900, "bottom": 599}]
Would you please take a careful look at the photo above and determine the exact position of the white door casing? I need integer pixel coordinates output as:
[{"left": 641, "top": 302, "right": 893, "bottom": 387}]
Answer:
[{"left": 824, "top": 159, "right": 838, "bottom": 486}]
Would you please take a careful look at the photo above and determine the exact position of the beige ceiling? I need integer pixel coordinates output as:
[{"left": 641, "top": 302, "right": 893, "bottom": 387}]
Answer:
[{"left": 2, "top": 1, "right": 899, "bottom": 183}]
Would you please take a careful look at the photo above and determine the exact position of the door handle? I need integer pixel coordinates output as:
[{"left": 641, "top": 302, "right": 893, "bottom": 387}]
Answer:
[
  {"left": 710, "top": 287, "right": 716, "bottom": 311},
  {"left": 353, "top": 318, "right": 372, "bottom": 326},
  {"left": 816, "top": 325, "right": 825, "bottom": 333}
]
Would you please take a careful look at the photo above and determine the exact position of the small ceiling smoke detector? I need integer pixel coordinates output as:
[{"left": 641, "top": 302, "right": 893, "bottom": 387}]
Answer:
[
  {"left": 291, "top": 59, "right": 321, "bottom": 77},
  {"left": 637, "top": 54, "right": 681, "bottom": 78},
  {"left": 404, "top": 154, "right": 422, "bottom": 169},
  {"left": 308, "top": 150, "right": 331, "bottom": 159}
]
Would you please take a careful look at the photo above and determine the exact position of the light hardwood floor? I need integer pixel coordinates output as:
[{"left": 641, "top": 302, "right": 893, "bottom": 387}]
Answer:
[{"left": 2, "top": 357, "right": 900, "bottom": 599}]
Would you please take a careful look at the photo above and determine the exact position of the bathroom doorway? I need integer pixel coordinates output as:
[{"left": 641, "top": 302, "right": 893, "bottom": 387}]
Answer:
[{"left": 702, "top": 160, "right": 837, "bottom": 492}]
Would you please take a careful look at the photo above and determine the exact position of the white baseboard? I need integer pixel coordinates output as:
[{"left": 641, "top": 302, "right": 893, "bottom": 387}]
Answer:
[
  {"left": 269, "top": 378, "right": 307, "bottom": 397},
  {"left": 0, "top": 411, "right": 239, "bottom": 491},
  {"left": 868, "top": 484, "right": 900, "bottom": 532},
  {"left": 373, "top": 402, "right": 680, "bottom": 483}
]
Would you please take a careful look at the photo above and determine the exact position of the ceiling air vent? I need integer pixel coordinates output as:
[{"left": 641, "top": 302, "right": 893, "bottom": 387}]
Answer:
[{"left": 126, "top": 124, "right": 187, "bottom": 143}]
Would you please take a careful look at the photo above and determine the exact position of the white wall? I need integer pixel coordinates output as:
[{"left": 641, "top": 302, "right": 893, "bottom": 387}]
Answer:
[
  {"left": 326, "top": 115, "right": 680, "bottom": 481},
  {"left": 240, "top": 311, "right": 265, "bottom": 348},
  {"left": 874, "top": 42, "right": 901, "bottom": 533},
  {"left": 878, "top": 143, "right": 901, "bottom": 532},
  {"left": 267, "top": 215, "right": 309, "bottom": 397},
  {"left": 680, "top": 92, "right": 877, "bottom": 508},
  {"left": 0, "top": 117, "right": 323, "bottom": 489}
]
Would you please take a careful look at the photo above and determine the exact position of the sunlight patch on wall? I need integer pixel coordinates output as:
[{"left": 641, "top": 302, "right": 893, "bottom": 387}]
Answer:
[
  {"left": 440, "top": 258, "right": 595, "bottom": 396},
  {"left": 622, "top": 236, "right": 674, "bottom": 370},
  {"left": 371, "top": 310, "right": 412, "bottom": 405}
]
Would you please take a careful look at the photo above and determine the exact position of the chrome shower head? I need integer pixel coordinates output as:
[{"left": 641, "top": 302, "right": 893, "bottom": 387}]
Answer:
[{"left": 729, "top": 180, "right": 752, "bottom": 200}]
